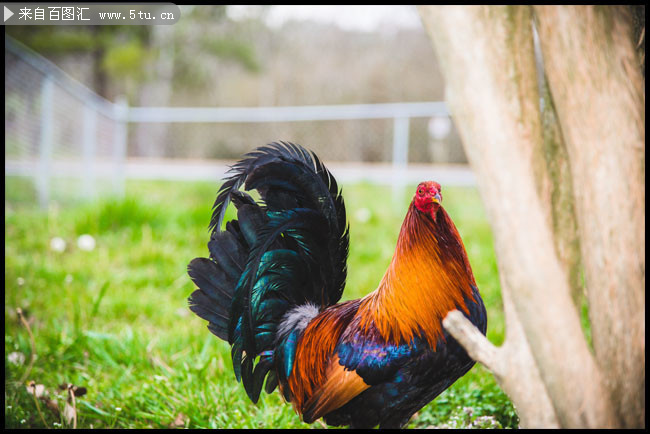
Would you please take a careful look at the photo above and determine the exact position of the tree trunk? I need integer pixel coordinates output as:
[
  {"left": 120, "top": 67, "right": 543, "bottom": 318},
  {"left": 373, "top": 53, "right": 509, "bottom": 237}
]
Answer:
[
  {"left": 418, "top": 5, "right": 619, "bottom": 428},
  {"left": 91, "top": 26, "right": 108, "bottom": 99},
  {"left": 534, "top": 6, "right": 645, "bottom": 428}
]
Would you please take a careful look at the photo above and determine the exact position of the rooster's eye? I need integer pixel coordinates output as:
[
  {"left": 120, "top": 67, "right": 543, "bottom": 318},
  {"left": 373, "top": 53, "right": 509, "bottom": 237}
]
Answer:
[{"left": 418, "top": 188, "right": 424, "bottom": 195}]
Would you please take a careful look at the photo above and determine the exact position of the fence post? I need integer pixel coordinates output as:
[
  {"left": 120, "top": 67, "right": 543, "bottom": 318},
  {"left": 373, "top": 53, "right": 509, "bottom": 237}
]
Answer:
[
  {"left": 391, "top": 116, "right": 410, "bottom": 204},
  {"left": 113, "top": 96, "right": 128, "bottom": 197},
  {"left": 37, "top": 76, "right": 54, "bottom": 209},
  {"left": 428, "top": 115, "right": 453, "bottom": 163},
  {"left": 82, "top": 104, "right": 97, "bottom": 199}
]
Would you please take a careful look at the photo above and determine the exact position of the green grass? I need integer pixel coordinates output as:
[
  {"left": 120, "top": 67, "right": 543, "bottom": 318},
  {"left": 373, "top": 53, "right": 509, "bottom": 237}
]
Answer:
[{"left": 5, "top": 177, "right": 518, "bottom": 429}]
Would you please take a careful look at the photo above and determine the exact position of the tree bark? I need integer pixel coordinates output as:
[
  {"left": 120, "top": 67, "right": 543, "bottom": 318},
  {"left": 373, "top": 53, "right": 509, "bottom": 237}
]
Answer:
[
  {"left": 531, "top": 24, "right": 584, "bottom": 308},
  {"left": 418, "top": 5, "right": 618, "bottom": 428},
  {"left": 534, "top": 6, "right": 645, "bottom": 428}
]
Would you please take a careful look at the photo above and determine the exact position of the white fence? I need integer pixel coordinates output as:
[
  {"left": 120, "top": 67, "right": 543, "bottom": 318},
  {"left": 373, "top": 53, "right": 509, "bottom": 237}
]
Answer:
[
  {"left": 126, "top": 102, "right": 451, "bottom": 179},
  {"left": 5, "top": 35, "right": 470, "bottom": 208},
  {"left": 5, "top": 36, "right": 128, "bottom": 207}
]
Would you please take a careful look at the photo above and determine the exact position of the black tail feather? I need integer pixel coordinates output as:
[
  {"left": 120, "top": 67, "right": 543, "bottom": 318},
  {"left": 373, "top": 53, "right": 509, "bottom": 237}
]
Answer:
[
  {"left": 188, "top": 141, "right": 350, "bottom": 404},
  {"left": 208, "top": 230, "right": 245, "bottom": 279},
  {"left": 188, "top": 257, "right": 234, "bottom": 341}
]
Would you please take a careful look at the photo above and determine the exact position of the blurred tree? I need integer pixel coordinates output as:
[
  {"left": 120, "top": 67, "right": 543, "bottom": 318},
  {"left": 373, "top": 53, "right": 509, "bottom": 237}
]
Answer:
[
  {"left": 170, "top": 5, "right": 262, "bottom": 94},
  {"left": 6, "top": 8, "right": 262, "bottom": 103},
  {"left": 8, "top": 7, "right": 264, "bottom": 157},
  {"left": 6, "top": 25, "right": 151, "bottom": 100},
  {"left": 133, "top": 5, "right": 264, "bottom": 157}
]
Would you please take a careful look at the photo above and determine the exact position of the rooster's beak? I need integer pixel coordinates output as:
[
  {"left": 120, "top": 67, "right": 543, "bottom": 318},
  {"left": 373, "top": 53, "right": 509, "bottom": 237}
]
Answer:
[{"left": 432, "top": 192, "right": 442, "bottom": 204}]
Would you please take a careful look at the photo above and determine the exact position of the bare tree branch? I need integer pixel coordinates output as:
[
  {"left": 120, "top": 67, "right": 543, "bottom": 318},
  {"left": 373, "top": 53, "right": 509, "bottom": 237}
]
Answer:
[{"left": 443, "top": 311, "right": 501, "bottom": 374}]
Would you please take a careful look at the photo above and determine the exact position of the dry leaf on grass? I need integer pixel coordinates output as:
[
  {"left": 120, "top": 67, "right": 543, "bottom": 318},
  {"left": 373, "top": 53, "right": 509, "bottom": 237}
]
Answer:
[
  {"left": 26, "top": 381, "right": 59, "bottom": 415},
  {"left": 26, "top": 381, "right": 47, "bottom": 398},
  {"left": 169, "top": 412, "right": 188, "bottom": 428},
  {"left": 25, "top": 381, "right": 48, "bottom": 426},
  {"left": 63, "top": 401, "right": 76, "bottom": 425},
  {"left": 25, "top": 382, "right": 88, "bottom": 427},
  {"left": 61, "top": 383, "right": 85, "bottom": 428}
]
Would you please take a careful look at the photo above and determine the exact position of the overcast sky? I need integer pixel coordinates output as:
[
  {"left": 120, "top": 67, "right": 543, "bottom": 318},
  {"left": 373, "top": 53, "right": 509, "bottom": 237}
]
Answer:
[{"left": 227, "top": 5, "right": 423, "bottom": 33}]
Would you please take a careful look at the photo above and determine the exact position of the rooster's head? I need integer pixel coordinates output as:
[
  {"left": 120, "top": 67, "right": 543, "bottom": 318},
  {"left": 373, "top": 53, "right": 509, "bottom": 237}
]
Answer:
[{"left": 413, "top": 181, "right": 442, "bottom": 217}]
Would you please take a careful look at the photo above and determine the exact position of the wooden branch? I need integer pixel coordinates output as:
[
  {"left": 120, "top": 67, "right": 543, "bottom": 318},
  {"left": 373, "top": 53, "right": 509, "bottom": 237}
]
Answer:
[
  {"left": 442, "top": 311, "right": 501, "bottom": 375},
  {"left": 493, "top": 284, "right": 560, "bottom": 428},
  {"left": 444, "top": 306, "right": 560, "bottom": 428}
]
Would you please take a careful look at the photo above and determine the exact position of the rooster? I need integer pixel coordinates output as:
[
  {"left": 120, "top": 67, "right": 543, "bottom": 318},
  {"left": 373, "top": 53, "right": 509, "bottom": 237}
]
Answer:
[{"left": 188, "top": 142, "right": 486, "bottom": 428}]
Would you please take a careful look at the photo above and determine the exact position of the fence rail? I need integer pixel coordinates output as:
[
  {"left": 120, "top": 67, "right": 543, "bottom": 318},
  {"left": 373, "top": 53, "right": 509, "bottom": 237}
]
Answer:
[
  {"left": 5, "top": 35, "right": 468, "bottom": 208},
  {"left": 127, "top": 102, "right": 449, "bottom": 123}
]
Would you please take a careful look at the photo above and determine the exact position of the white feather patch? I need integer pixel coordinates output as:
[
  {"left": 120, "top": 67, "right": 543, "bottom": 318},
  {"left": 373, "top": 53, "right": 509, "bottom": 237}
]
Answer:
[{"left": 276, "top": 303, "right": 320, "bottom": 342}]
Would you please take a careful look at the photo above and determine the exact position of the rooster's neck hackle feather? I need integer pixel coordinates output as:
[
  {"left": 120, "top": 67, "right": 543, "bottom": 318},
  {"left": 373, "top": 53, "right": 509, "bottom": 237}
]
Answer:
[{"left": 359, "top": 202, "right": 477, "bottom": 349}]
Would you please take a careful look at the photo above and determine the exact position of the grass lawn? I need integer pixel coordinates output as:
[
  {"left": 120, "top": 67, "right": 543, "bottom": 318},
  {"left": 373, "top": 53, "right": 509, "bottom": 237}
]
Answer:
[{"left": 5, "top": 176, "right": 518, "bottom": 429}]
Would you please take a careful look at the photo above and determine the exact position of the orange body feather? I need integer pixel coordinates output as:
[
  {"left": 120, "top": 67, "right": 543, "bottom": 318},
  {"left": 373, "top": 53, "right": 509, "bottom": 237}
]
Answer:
[{"left": 284, "top": 300, "right": 360, "bottom": 411}]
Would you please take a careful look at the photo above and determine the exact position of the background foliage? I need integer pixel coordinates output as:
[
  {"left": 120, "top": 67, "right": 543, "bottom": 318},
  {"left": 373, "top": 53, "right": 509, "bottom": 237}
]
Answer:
[{"left": 5, "top": 6, "right": 466, "bottom": 163}]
